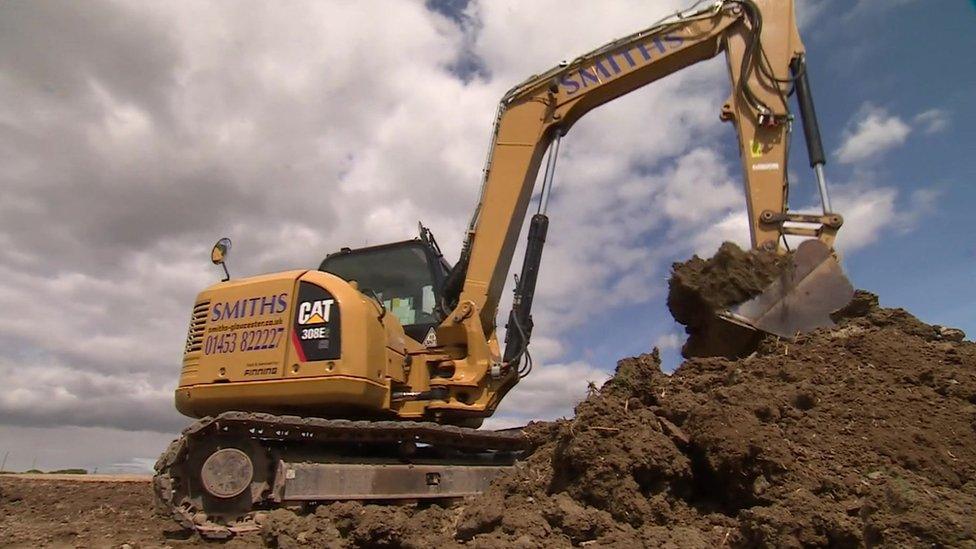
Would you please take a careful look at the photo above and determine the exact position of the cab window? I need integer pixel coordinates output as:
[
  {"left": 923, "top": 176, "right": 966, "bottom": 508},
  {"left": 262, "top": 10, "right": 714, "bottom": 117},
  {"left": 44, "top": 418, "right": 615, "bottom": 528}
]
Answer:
[{"left": 320, "top": 242, "right": 442, "bottom": 340}]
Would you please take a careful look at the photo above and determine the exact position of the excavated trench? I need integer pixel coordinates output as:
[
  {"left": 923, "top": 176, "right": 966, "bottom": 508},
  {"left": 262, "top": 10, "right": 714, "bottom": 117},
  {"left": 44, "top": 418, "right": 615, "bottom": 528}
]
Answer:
[{"left": 257, "top": 243, "right": 974, "bottom": 548}]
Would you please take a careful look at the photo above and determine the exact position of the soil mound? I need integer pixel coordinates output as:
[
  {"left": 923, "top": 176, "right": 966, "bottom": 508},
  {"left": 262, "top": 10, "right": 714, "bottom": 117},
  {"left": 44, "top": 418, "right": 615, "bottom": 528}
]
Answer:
[
  {"left": 262, "top": 287, "right": 974, "bottom": 548},
  {"left": 667, "top": 242, "right": 791, "bottom": 359}
]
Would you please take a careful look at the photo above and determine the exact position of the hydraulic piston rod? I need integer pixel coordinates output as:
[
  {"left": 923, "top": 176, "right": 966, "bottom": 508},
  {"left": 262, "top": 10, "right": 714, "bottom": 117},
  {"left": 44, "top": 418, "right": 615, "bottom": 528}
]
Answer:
[{"left": 790, "top": 55, "right": 832, "bottom": 214}]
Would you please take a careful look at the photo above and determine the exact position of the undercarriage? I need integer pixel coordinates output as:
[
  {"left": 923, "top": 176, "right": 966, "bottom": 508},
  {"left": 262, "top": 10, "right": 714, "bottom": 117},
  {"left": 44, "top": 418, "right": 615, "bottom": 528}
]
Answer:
[{"left": 153, "top": 412, "right": 527, "bottom": 539}]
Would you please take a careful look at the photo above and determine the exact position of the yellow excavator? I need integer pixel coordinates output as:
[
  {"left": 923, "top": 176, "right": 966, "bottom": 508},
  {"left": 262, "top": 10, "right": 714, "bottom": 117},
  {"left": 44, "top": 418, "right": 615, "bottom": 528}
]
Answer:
[{"left": 155, "top": 0, "right": 853, "bottom": 537}]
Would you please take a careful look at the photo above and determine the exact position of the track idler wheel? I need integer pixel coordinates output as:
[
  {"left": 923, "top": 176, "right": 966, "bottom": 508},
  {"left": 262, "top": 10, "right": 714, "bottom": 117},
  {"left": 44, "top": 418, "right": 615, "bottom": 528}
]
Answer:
[
  {"left": 200, "top": 448, "right": 254, "bottom": 499},
  {"left": 179, "top": 436, "right": 271, "bottom": 535}
]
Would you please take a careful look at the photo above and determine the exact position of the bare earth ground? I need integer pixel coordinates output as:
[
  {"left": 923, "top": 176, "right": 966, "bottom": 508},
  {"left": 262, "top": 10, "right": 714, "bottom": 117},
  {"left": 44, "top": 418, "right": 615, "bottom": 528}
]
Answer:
[
  {"left": 1, "top": 474, "right": 151, "bottom": 483},
  {"left": 0, "top": 476, "right": 261, "bottom": 548},
  {"left": 2, "top": 244, "right": 973, "bottom": 548}
]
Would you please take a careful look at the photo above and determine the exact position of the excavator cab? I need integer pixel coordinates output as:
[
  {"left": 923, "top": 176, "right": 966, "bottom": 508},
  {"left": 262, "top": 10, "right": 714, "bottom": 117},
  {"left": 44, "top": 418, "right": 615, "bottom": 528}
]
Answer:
[{"left": 319, "top": 235, "right": 450, "bottom": 344}]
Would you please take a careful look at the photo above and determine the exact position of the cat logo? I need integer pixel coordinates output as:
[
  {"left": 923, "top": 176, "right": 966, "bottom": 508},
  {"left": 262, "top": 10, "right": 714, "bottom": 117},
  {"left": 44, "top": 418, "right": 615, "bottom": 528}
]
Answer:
[{"left": 298, "top": 299, "right": 334, "bottom": 325}]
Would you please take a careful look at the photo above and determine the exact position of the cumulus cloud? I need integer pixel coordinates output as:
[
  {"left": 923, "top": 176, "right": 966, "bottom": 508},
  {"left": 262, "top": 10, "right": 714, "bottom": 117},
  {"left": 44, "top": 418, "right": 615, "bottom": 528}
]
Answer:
[
  {"left": 653, "top": 332, "right": 683, "bottom": 352},
  {"left": 835, "top": 105, "right": 911, "bottom": 164},
  {"left": 841, "top": 0, "right": 919, "bottom": 21},
  {"left": 484, "top": 361, "right": 611, "bottom": 429},
  {"left": 795, "top": 0, "right": 831, "bottom": 28},
  {"left": 771, "top": 181, "right": 940, "bottom": 257},
  {"left": 828, "top": 184, "right": 898, "bottom": 251},
  {"left": 895, "top": 188, "right": 942, "bottom": 233},
  {"left": 0, "top": 424, "right": 173, "bottom": 473},
  {"left": 0, "top": 0, "right": 486, "bottom": 435},
  {"left": 690, "top": 209, "right": 751, "bottom": 256},
  {"left": 797, "top": 0, "right": 917, "bottom": 25},
  {"left": 835, "top": 104, "right": 950, "bottom": 165},
  {"left": 913, "top": 109, "right": 950, "bottom": 135},
  {"left": 0, "top": 358, "right": 182, "bottom": 433}
]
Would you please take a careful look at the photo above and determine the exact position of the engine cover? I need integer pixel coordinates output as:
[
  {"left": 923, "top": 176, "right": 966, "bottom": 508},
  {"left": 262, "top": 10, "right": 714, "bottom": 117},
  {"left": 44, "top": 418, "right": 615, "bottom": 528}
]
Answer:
[{"left": 175, "top": 270, "right": 396, "bottom": 419}]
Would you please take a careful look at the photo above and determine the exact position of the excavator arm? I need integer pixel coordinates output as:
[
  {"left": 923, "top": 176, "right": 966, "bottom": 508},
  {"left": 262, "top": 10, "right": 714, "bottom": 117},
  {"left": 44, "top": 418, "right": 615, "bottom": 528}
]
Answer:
[{"left": 436, "top": 0, "right": 852, "bottom": 397}]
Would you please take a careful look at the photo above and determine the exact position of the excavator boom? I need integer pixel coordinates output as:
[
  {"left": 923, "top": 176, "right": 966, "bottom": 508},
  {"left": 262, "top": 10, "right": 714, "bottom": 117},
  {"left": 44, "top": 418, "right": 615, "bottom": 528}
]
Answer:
[{"left": 446, "top": 0, "right": 851, "bottom": 355}]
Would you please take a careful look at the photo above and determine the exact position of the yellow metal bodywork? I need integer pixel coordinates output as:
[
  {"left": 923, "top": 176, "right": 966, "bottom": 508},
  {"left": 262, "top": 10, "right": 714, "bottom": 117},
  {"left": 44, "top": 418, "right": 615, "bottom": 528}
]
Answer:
[
  {"left": 177, "top": 270, "right": 401, "bottom": 418},
  {"left": 176, "top": 0, "right": 839, "bottom": 425}
]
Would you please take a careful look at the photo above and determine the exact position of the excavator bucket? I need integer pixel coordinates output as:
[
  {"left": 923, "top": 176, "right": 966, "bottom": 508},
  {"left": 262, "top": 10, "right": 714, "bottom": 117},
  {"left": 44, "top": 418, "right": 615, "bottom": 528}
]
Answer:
[{"left": 719, "top": 239, "right": 854, "bottom": 339}]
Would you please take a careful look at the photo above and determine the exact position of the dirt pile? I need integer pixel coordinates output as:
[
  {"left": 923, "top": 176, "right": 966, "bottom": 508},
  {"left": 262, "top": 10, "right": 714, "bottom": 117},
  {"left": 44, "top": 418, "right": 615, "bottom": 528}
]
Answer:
[
  {"left": 262, "top": 287, "right": 974, "bottom": 548},
  {"left": 667, "top": 242, "right": 791, "bottom": 359}
]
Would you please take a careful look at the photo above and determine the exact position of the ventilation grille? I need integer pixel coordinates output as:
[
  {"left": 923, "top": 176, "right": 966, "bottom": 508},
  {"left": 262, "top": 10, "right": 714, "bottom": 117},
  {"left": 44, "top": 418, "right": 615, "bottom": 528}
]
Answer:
[{"left": 184, "top": 300, "right": 211, "bottom": 355}]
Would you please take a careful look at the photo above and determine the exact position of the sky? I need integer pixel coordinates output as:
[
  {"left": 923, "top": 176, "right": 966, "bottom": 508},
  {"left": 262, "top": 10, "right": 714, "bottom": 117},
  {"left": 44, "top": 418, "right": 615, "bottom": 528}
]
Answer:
[{"left": 0, "top": 0, "right": 973, "bottom": 473}]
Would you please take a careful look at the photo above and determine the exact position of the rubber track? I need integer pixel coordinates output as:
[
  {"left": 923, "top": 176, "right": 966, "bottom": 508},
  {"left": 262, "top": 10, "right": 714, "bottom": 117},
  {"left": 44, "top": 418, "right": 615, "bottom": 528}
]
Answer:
[{"left": 153, "top": 411, "right": 527, "bottom": 539}]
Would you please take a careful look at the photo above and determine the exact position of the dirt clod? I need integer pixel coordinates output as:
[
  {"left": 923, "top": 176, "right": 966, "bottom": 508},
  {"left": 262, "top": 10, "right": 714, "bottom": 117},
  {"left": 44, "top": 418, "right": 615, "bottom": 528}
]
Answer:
[{"left": 667, "top": 242, "right": 791, "bottom": 358}]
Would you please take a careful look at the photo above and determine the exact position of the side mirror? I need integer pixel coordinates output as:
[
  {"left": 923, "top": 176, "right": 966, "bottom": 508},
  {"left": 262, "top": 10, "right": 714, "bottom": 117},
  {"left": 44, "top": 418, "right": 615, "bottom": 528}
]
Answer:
[{"left": 211, "top": 237, "right": 232, "bottom": 281}]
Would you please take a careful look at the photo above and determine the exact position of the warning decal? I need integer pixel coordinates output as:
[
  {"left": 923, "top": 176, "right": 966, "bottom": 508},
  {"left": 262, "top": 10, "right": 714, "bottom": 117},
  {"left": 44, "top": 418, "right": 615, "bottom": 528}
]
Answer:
[{"left": 422, "top": 327, "right": 438, "bottom": 347}]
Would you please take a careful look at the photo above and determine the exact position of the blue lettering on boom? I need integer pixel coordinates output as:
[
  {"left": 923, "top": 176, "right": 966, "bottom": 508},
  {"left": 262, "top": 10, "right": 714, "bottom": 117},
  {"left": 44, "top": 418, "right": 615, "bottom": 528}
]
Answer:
[
  {"left": 664, "top": 35, "right": 684, "bottom": 47},
  {"left": 579, "top": 67, "right": 600, "bottom": 88},
  {"left": 636, "top": 43, "right": 655, "bottom": 61},
  {"left": 559, "top": 74, "right": 580, "bottom": 94},
  {"left": 593, "top": 59, "right": 615, "bottom": 79},
  {"left": 561, "top": 34, "right": 683, "bottom": 96},
  {"left": 619, "top": 49, "right": 637, "bottom": 68}
]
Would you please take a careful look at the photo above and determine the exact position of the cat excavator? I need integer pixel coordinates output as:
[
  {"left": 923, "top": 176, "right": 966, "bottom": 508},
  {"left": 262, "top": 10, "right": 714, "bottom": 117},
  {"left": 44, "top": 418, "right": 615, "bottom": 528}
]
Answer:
[{"left": 155, "top": 0, "right": 853, "bottom": 537}]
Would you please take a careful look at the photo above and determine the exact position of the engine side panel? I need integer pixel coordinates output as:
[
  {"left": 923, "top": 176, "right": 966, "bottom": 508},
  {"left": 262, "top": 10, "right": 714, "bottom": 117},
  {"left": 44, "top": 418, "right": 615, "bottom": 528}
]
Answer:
[
  {"left": 176, "top": 270, "right": 397, "bottom": 419},
  {"left": 182, "top": 270, "right": 301, "bottom": 386}
]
